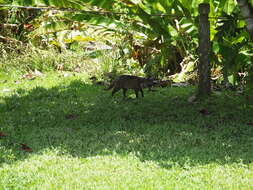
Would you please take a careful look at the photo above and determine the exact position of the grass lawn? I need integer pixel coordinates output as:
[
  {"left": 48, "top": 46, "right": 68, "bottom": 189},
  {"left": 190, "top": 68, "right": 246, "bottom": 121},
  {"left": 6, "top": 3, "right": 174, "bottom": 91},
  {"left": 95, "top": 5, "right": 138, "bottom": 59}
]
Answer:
[{"left": 1, "top": 71, "right": 253, "bottom": 190}]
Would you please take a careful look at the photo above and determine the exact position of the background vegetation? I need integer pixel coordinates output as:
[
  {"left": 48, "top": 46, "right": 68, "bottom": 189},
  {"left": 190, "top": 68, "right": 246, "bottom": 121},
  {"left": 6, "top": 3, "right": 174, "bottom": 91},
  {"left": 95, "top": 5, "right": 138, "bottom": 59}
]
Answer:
[
  {"left": 1, "top": 0, "right": 253, "bottom": 85},
  {"left": 1, "top": 0, "right": 253, "bottom": 189}
]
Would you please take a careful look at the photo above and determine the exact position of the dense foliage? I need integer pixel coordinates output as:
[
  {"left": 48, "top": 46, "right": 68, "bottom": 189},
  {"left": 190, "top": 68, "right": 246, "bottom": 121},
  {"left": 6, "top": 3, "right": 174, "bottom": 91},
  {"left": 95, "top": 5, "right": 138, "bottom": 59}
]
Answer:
[{"left": 0, "top": 0, "right": 253, "bottom": 87}]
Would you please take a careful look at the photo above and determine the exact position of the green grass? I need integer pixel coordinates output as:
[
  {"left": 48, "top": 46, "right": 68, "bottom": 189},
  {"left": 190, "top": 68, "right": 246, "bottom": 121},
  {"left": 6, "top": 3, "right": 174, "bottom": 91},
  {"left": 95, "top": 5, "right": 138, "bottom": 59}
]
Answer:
[{"left": 1, "top": 71, "right": 253, "bottom": 190}]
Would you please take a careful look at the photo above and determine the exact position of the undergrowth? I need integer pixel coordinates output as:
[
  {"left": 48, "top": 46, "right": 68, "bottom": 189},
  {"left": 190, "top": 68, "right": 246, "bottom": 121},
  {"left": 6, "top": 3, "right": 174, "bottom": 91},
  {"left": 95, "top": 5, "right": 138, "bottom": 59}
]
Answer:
[{"left": 0, "top": 44, "right": 143, "bottom": 80}]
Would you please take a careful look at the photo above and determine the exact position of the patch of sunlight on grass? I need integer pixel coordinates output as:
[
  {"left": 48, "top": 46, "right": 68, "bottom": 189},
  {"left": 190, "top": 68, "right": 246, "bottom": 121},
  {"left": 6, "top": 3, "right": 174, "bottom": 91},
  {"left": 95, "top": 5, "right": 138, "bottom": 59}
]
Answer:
[{"left": 0, "top": 149, "right": 253, "bottom": 190}]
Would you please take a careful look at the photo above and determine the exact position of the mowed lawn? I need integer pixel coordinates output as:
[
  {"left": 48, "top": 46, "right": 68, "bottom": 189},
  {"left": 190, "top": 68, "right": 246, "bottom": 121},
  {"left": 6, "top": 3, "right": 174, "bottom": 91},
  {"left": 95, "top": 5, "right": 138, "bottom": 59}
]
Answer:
[{"left": 1, "top": 72, "right": 253, "bottom": 190}]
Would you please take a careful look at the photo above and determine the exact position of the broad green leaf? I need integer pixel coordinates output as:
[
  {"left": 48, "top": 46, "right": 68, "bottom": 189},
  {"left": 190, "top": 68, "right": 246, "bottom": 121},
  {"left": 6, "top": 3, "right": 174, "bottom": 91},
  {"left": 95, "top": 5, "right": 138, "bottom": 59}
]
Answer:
[
  {"left": 50, "top": 0, "right": 84, "bottom": 9},
  {"left": 138, "top": 2, "right": 152, "bottom": 14},
  {"left": 34, "top": 0, "right": 48, "bottom": 6},
  {"left": 209, "top": 0, "right": 215, "bottom": 17},
  {"left": 31, "top": 20, "right": 70, "bottom": 36},
  {"left": 231, "top": 36, "right": 245, "bottom": 44},
  {"left": 237, "top": 20, "right": 246, "bottom": 28},
  {"left": 185, "top": 25, "right": 196, "bottom": 33},
  {"left": 12, "top": 0, "right": 84, "bottom": 9},
  {"left": 168, "top": 25, "right": 178, "bottom": 37},
  {"left": 152, "top": 2, "right": 166, "bottom": 13},
  {"left": 173, "top": 0, "right": 191, "bottom": 18},
  {"left": 191, "top": 0, "right": 203, "bottom": 9},
  {"left": 160, "top": 54, "right": 166, "bottom": 67},
  {"left": 222, "top": 0, "right": 236, "bottom": 14},
  {"left": 181, "top": 23, "right": 192, "bottom": 28},
  {"left": 49, "top": 40, "right": 61, "bottom": 47},
  {"left": 0, "top": 0, "right": 8, "bottom": 3},
  {"left": 178, "top": 0, "right": 191, "bottom": 11},
  {"left": 12, "top": 0, "right": 34, "bottom": 5},
  {"left": 250, "top": 0, "right": 253, "bottom": 7},
  {"left": 212, "top": 41, "right": 219, "bottom": 53},
  {"left": 81, "top": 0, "right": 116, "bottom": 9},
  {"left": 231, "top": 31, "right": 248, "bottom": 44},
  {"left": 64, "top": 35, "right": 94, "bottom": 43},
  {"left": 159, "top": 0, "right": 172, "bottom": 10},
  {"left": 210, "top": 27, "right": 217, "bottom": 41},
  {"left": 71, "top": 13, "right": 125, "bottom": 29},
  {"left": 191, "top": 0, "right": 203, "bottom": 15}
]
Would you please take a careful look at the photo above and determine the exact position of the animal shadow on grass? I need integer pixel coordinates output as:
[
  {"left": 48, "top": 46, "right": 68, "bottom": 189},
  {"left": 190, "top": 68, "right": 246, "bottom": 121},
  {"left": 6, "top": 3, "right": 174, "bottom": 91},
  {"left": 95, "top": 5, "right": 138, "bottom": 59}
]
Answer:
[{"left": 1, "top": 79, "right": 253, "bottom": 168}]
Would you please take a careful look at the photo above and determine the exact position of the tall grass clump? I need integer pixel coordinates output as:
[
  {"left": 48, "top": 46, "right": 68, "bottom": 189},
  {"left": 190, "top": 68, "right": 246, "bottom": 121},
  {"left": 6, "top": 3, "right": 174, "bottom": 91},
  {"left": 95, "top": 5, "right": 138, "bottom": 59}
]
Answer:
[
  {"left": 0, "top": 43, "right": 144, "bottom": 78},
  {"left": 0, "top": 44, "right": 88, "bottom": 73}
]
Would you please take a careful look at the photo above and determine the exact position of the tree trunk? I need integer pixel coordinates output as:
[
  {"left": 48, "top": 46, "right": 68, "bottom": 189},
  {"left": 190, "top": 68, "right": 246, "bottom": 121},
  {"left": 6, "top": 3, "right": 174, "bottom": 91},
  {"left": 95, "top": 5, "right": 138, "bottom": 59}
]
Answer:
[
  {"left": 237, "top": 0, "right": 253, "bottom": 40},
  {"left": 198, "top": 3, "right": 211, "bottom": 97}
]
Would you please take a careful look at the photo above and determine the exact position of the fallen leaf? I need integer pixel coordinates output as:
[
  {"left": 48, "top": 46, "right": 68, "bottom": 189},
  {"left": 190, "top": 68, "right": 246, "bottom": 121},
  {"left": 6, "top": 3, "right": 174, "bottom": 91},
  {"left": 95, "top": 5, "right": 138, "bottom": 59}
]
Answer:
[
  {"left": 56, "top": 64, "right": 64, "bottom": 71},
  {"left": 65, "top": 114, "right": 78, "bottom": 120},
  {"left": 20, "top": 143, "right": 33, "bottom": 152},
  {"left": 22, "top": 70, "right": 43, "bottom": 80},
  {"left": 199, "top": 108, "right": 211, "bottom": 115},
  {"left": 208, "top": 125, "right": 215, "bottom": 129},
  {"left": 247, "top": 122, "right": 253, "bottom": 126},
  {"left": 74, "top": 67, "right": 81, "bottom": 73},
  {"left": 22, "top": 72, "right": 35, "bottom": 80},
  {"left": 0, "top": 132, "right": 7, "bottom": 137},
  {"left": 23, "top": 23, "right": 33, "bottom": 31}
]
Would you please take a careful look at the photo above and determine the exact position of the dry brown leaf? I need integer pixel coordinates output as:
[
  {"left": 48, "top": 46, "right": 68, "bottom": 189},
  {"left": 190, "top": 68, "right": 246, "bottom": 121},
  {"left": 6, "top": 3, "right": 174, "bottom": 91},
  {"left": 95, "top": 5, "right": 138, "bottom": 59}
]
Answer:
[
  {"left": 65, "top": 114, "right": 78, "bottom": 120},
  {"left": 199, "top": 108, "right": 211, "bottom": 115},
  {"left": 22, "top": 72, "right": 35, "bottom": 80},
  {"left": 22, "top": 69, "right": 43, "bottom": 80},
  {"left": 247, "top": 122, "right": 253, "bottom": 126},
  {"left": 20, "top": 143, "right": 33, "bottom": 152},
  {"left": 0, "top": 132, "right": 7, "bottom": 137}
]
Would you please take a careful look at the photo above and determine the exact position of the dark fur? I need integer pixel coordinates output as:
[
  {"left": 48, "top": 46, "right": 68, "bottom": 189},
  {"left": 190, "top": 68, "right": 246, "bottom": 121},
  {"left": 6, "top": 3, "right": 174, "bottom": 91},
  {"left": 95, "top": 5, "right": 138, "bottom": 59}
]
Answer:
[{"left": 105, "top": 75, "right": 155, "bottom": 98}]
